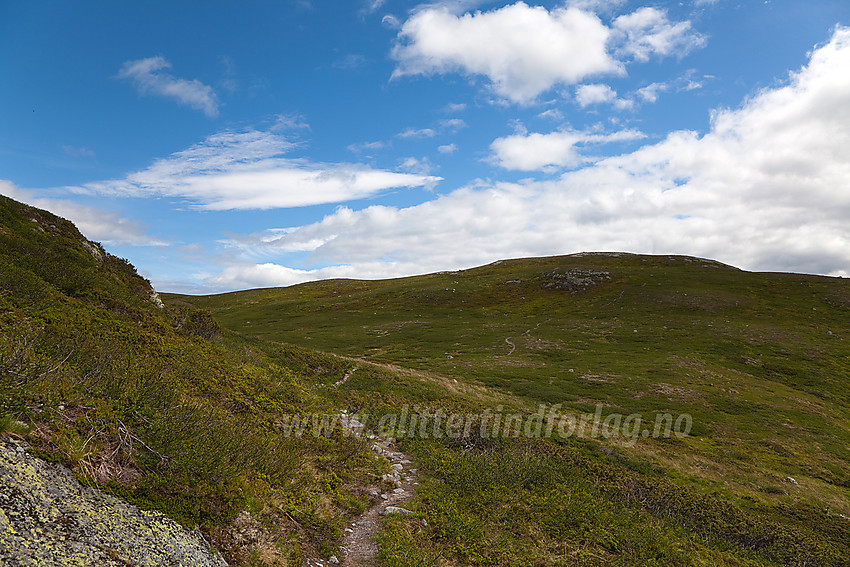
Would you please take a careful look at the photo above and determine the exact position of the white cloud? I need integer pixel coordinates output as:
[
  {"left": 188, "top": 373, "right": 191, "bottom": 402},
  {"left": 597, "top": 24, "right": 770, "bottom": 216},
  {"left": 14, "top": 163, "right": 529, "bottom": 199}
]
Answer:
[
  {"left": 117, "top": 56, "right": 219, "bottom": 118},
  {"left": 537, "top": 108, "right": 565, "bottom": 121},
  {"left": 398, "top": 127, "right": 437, "bottom": 138},
  {"left": 391, "top": 3, "right": 705, "bottom": 105},
  {"left": 490, "top": 128, "right": 645, "bottom": 171},
  {"left": 348, "top": 140, "right": 386, "bottom": 155},
  {"left": 0, "top": 180, "right": 165, "bottom": 246},
  {"left": 614, "top": 99, "right": 635, "bottom": 110},
  {"left": 612, "top": 7, "right": 706, "bottom": 62},
  {"left": 208, "top": 263, "right": 320, "bottom": 289},
  {"left": 633, "top": 71, "right": 706, "bottom": 104},
  {"left": 439, "top": 118, "right": 467, "bottom": 132},
  {"left": 362, "top": 0, "right": 385, "bottom": 13},
  {"left": 636, "top": 82, "right": 669, "bottom": 103},
  {"left": 567, "top": 0, "right": 627, "bottom": 12},
  {"left": 399, "top": 118, "right": 467, "bottom": 139},
  {"left": 270, "top": 113, "right": 310, "bottom": 131},
  {"left": 391, "top": 2, "right": 621, "bottom": 104},
  {"left": 438, "top": 144, "right": 459, "bottom": 154},
  {"left": 575, "top": 83, "right": 617, "bottom": 106},
  {"left": 398, "top": 156, "right": 435, "bottom": 175},
  {"left": 218, "top": 26, "right": 850, "bottom": 287},
  {"left": 77, "top": 129, "right": 441, "bottom": 210},
  {"left": 381, "top": 14, "right": 401, "bottom": 28},
  {"left": 575, "top": 84, "right": 635, "bottom": 109},
  {"left": 491, "top": 131, "right": 585, "bottom": 170},
  {"left": 206, "top": 261, "right": 433, "bottom": 291},
  {"left": 442, "top": 102, "right": 467, "bottom": 113}
]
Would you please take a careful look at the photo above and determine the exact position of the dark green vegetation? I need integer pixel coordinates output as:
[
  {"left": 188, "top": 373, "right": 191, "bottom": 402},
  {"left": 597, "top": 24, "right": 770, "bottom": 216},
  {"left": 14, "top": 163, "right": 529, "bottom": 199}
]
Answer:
[
  {"left": 0, "top": 195, "right": 387, "bottom": 564},
  {"left": 3, "top": 193, "right": 849, "bottom": 566},
  {"left": 177, "top": 253, "right": 850, "bottom": 565}
]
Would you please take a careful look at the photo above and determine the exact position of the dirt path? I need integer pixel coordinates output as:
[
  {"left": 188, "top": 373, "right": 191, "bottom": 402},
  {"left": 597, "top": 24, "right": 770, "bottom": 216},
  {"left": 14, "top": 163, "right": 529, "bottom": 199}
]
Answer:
[
  {"left": 304, "top": 413, "right": 418, "bottom": 567},
  {"left": 339, "top": 435, "right": 417, "bottom": 566},
  {"left": 333, "top": 355, "right": 525, "bottom": 407},
  {"left": 504, "top": 320, "right": 548, "bottom": 357},
  {"left": 333, "top": 368, "right": 357, "bottom": 388},
  {"left": 301, "top": 352, "right": 534, "bottom": 565}
]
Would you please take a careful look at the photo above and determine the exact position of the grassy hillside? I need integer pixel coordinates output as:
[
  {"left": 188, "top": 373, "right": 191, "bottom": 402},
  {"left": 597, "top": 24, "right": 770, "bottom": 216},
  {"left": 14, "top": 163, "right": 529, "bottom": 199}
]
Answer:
[
  {"left": 3, "top": 192, "right": 849, "bottom": 566},
  {"left": 174, "top": 253, "right": 850, "bottom": 565},
  {"left": 0, "top": 195, "right": 398, "bottom": 564}
]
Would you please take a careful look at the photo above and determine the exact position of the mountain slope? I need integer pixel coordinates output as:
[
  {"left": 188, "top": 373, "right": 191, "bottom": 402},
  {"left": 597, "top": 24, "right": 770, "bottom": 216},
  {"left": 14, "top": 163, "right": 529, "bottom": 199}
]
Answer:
[
  {"left": 4, "top": 192, "right": 849, "bottom": 566},
  {"left": 0, "top": 195, "right": 391, "bottom": 564},
  {"left": 175, "top": 252, "right": 850, "bottom": 565}
]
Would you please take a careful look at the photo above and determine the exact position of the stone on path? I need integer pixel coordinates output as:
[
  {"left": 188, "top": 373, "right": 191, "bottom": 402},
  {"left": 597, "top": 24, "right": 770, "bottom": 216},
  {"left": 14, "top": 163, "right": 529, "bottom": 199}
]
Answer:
[{"left": 381, "top": 506, "right": 415, "bottom": 516}]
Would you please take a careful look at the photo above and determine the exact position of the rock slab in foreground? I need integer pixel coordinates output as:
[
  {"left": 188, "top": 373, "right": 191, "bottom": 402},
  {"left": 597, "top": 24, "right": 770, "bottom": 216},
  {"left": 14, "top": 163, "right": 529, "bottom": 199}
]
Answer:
[{"left": 0, "top": 440, "right": 227, "bottom": 566}]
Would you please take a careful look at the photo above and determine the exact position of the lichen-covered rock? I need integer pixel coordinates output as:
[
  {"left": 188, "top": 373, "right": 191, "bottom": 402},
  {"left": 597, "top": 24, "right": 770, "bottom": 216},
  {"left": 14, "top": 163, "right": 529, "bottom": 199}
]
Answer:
[
  {"left": 541, "top": 268, "right": 611, "bottom": 291},
  {"left": 149, "top": 291, "right": 165, "bottom": 310},
  {"left": 0, "top": 440, "right": 227, "bottom": 566}
]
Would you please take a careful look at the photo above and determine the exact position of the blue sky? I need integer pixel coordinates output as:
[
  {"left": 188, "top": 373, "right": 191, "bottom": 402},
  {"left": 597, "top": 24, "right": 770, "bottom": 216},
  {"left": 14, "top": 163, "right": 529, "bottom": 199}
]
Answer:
[{"left": 2, "top": 0, "right": 850, "bottom": 292}]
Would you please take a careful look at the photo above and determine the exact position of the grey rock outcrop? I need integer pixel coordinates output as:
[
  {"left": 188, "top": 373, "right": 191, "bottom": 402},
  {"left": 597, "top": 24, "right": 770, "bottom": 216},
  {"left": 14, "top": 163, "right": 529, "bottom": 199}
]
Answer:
[
  {"left": 0, "top": 439, "right": 226, "bottom": 566},
  {"left": 541, "top": 268, "right": 611, "bottom": 291}
]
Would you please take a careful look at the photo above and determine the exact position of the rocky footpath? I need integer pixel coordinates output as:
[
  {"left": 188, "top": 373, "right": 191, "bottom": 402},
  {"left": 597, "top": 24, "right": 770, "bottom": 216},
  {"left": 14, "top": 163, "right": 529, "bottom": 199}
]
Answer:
[
  {"left": 303, "top": 411, "right": 419, "bottom": 567},
  {"left": 0, "top": 438, "right": 227, "bottom": 566}
]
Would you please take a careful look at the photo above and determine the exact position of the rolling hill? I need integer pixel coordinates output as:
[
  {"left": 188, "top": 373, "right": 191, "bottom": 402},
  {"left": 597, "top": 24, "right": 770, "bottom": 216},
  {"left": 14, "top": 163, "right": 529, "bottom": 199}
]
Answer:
[
  {"left": 174, "top": 252, "right": 850, "bottom": 565},
  {"left": 2, "top": 193, "right": 849, "bottom": 566}
]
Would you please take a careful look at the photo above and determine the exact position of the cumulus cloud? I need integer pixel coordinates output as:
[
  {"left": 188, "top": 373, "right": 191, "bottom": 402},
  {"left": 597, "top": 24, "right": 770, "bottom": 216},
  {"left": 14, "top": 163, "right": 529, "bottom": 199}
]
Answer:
[
  {"left": 217, "top": 26, "right": 850, "bottom": 288},
  {"left": 612, "top": 7, "right": 706, "bottom": 62},
  {"left": 439, "top": 118, "right": 468, "bottom": 132},
  {"left": 391, "top": 2, "right": 704, "bottom": 104},
  {"left": 118, "top": 56, "right": 219, "bottom": 118},
  {"left": 575, "top": 83, "right": 617, "bottom": 106},
  {"left": 77, "top": 129, "right": 441, "bottom": 210},
  {"left": 0, "top": 180, "right": 165, "bottom": 246},
  {"left": 636, "top": 82, "right": 668, "bottom": 103},
  {"left": 575, "top": 83, "right": 635, "bottom": 109},
  {"left": 391, "top": 2, "right": 621, "bottom": 104},
  {"left": 490, "top": 128, "right": 645, "bottom": 171}
]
